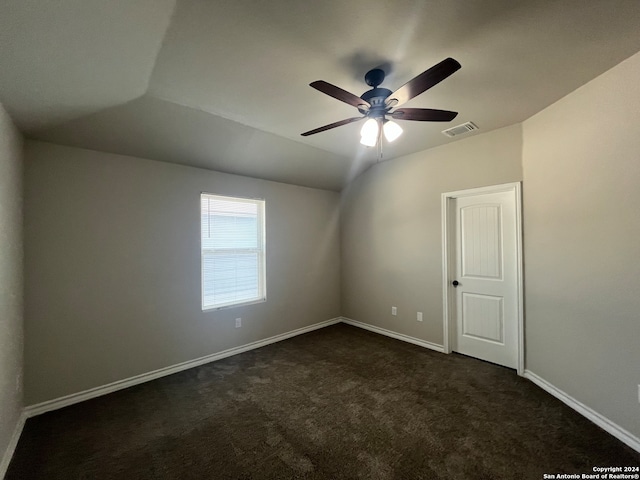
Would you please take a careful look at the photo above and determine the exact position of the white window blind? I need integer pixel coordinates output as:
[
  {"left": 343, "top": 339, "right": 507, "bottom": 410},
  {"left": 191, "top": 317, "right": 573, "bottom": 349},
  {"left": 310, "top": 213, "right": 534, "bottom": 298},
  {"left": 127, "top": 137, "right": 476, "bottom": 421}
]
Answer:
[{"left": 201, "top": 193, "right": 266, "bottom": 310}]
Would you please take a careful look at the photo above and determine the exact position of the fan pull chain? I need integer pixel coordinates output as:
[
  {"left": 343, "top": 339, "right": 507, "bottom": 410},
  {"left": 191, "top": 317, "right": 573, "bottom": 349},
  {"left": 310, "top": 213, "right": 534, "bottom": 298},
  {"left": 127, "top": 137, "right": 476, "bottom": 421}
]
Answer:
[{"left": 377, "top": 119, "right": 384, "bottom": 162}]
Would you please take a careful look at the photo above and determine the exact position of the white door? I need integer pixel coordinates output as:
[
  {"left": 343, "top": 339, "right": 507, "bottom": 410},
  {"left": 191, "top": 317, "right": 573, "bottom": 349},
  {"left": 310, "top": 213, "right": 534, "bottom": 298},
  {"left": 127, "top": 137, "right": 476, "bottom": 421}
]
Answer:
[{"left": 447, "top": 185, "right": 521, "bottom": 369}]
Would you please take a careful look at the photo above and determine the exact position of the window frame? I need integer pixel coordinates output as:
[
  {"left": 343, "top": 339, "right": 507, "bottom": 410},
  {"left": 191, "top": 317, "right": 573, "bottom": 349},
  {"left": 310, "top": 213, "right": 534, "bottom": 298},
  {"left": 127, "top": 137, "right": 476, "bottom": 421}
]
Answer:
[{"left": 200, "top": 192, "right": 266, "bottom": 311}]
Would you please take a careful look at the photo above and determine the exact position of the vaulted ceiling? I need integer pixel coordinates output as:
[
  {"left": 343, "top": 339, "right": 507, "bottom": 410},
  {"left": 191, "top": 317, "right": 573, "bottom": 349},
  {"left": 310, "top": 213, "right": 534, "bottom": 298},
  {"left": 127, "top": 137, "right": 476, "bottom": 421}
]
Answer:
[{"left": 2, "top": 0, "right": 640, "bottom": 191}]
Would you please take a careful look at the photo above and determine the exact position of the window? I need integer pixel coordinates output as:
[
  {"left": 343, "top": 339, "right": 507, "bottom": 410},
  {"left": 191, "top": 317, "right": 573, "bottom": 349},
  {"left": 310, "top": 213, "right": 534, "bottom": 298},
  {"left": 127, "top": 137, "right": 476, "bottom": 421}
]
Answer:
[{"left": 201, "top": 193, "right": 266, "bottom": 310}]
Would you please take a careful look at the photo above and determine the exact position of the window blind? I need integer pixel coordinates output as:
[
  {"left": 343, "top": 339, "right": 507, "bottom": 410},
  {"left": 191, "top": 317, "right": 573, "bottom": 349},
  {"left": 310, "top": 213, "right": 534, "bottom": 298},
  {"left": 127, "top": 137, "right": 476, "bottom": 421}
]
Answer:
[{"left": 201, "top": 194, "right": 266, "bottom": 310}]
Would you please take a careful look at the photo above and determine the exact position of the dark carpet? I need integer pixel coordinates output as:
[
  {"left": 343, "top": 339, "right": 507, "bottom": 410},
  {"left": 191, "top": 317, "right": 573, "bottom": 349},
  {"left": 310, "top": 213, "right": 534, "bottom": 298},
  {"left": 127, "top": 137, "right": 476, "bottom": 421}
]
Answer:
[{"left": 8, "top": 324, "right": 639, "bottom": 479}]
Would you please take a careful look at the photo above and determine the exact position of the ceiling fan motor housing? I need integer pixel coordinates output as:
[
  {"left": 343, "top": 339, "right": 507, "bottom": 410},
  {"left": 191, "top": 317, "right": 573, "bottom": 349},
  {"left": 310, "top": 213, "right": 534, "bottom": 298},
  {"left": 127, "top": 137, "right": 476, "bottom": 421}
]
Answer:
[
  {"left": 360, "top": 87, "right": 392, "bottom": 116},
  {"left": 360, "top": 68, "right": 392, "bottom": 116}
]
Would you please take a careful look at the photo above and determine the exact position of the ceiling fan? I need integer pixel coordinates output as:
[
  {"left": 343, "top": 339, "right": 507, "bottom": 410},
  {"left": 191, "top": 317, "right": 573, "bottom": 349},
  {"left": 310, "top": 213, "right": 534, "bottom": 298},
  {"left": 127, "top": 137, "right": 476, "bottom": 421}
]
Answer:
[{"left": 301, "top": 57, "right": 461, "bottom": 147}]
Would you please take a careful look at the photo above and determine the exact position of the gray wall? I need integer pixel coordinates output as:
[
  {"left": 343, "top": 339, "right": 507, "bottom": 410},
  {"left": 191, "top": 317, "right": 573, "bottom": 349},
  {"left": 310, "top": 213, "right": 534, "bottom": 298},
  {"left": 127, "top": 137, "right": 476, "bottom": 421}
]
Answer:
[
  {"left": 340, "top": 124, "right": 523, "bottom": 345},
  {"left": 24, "top": 141, "right": 341, "bottom": 405},
  {"left": 522, "top": 51, "right": 640, "bottom": 438},
  {"left": 0, "top": 101, "right": 23, "bottom": 467}
]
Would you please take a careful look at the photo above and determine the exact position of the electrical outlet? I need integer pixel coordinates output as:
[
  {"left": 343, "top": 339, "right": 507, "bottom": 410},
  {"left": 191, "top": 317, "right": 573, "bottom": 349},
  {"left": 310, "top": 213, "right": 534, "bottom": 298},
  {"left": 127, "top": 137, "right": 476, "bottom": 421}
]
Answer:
[
  {"left": 638, "top": 384, "right": 640, "bottom": 404},
  {"left": 235, "top": 318, "right": 242, "bottom": 328},
  {"left": 417, "top": 312, "right": 423, "bottom": 322},
  {"left": 391, "top": 306, "right": 397, "bottom": 316}
]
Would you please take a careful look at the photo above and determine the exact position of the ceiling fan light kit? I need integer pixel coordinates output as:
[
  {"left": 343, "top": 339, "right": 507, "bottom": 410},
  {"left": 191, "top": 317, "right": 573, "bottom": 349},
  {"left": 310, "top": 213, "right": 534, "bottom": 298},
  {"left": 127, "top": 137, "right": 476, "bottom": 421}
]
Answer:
[
  {"left": 359, "top": 118, "right": 404, "bottom": 146},
  {"left": 302, "top": 57, "right": 462, "bottom": 148}
]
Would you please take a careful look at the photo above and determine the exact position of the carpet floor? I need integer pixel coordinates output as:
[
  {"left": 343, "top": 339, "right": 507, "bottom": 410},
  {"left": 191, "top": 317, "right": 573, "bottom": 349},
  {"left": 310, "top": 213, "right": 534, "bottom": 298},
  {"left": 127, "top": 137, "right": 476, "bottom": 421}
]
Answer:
[{"left": 7, "top": 323, "right": 640, "bottom": 479}]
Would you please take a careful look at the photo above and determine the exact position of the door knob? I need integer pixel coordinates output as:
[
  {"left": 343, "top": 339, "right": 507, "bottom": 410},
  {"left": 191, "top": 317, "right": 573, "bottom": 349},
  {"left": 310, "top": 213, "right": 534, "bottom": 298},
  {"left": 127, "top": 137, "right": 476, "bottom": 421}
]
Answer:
[{"left": 452, "top": 280, "right": 459, "bottom": 287}]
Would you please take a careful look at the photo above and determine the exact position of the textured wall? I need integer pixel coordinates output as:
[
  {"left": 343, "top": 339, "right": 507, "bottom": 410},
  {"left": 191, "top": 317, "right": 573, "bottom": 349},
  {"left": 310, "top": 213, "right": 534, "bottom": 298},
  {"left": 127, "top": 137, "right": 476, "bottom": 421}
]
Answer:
[
  {"left": 340, "top": 124, "right": 523, "bottom": 345},
  {"left": 24, "top": 141, "right": 341, "bottom": 405},
  {"left": 0, "top": 101, "right": 23, "bottom": 468},
  {"left": 522, "top": 51, "right": 640, "bottom": 439}
]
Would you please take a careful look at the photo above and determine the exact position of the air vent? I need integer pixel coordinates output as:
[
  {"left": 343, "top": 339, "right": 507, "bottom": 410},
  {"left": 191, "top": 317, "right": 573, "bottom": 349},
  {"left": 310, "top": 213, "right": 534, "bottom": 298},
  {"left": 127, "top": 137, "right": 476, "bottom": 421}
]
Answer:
[{"left": 442, "top": 121, "right": 478, "bottom": 137}]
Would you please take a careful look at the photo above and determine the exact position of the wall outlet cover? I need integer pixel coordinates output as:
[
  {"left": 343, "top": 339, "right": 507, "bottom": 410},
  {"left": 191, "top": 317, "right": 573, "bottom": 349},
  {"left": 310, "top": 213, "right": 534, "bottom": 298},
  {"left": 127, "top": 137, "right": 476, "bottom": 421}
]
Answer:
[
  {"left": 235, "top": 318, "right": 242, "bottom": 328},
  {"left": 391, "top": 306, "right": 397, "bottom": 316}
]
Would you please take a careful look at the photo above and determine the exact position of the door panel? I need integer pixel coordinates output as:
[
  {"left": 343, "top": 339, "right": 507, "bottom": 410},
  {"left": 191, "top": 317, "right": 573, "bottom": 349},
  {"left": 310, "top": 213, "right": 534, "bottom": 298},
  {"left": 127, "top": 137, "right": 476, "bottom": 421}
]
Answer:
[
  {"left": 462, "top": 293, "right": 504, "bottom": 343},
  {"left": 452, "top": 190, "right": 518, "bottom": 369},
  {"left": 461, "top": 205, "right": 502, "bottom": 279}
]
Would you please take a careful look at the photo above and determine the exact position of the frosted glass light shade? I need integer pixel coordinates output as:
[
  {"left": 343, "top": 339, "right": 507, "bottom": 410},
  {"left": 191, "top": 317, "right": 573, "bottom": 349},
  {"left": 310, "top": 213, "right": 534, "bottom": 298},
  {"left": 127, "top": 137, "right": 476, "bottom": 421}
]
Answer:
[
  {"left": 360, "top": 133, "right": 377, "bottom": 147},
  {"left": 360, "top": 118, "right": 379, "bottom": 140},
  {"left": 383, "top": 120, "right": 403, "bottom": 142}
]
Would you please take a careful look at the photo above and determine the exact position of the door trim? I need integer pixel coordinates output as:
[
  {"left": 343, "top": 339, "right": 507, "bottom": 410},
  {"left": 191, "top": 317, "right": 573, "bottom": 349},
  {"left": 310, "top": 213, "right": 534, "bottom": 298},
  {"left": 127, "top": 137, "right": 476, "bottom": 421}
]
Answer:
[{"left": 441, "top": 182, "right": 524, "bottom": 375}]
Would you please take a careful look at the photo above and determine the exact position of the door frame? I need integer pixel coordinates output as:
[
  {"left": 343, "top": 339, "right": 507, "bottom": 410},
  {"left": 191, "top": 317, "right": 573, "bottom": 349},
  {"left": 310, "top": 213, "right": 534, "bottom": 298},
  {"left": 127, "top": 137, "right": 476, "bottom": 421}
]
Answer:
[{"left": 441, "top": 182, "right": 525, "bottom": 375}]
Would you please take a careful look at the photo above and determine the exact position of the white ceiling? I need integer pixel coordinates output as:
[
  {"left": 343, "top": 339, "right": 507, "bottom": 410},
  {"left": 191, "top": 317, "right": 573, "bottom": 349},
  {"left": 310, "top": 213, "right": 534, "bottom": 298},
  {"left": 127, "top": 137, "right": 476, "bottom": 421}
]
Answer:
[{"left": 2, "top": 0, "right": 640, "bottom": 191}]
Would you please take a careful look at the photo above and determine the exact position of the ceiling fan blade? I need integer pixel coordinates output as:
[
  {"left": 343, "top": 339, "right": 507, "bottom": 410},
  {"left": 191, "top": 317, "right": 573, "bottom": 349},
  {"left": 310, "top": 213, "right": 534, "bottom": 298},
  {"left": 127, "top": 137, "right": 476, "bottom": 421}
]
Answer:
[
  {"left": 310, "top": 81, "right": 370, "bottom": 111},
  {"left": 391, "top": 108, "right": 458, "bottom": 122},
  {"left": 301, "top": 117, "right": 365, "bottom": 136},
  {"left": 385, "top": 58, "right": 461, "bottom": 108}
]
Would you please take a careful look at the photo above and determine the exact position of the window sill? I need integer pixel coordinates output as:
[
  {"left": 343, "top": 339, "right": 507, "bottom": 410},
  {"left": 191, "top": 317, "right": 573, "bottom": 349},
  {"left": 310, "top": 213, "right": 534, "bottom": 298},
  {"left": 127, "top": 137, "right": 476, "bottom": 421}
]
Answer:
[{"left": 202, "top": 297, "right": 266, "bottom": 312}]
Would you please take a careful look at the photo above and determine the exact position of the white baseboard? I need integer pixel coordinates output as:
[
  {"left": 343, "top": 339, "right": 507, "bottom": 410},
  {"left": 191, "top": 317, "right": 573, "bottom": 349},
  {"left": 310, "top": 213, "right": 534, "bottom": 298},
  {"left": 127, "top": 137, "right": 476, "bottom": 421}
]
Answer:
[
  {"left": 524, "top": 370, "right": 640, "bottom": 454},
  {"left": 0, "top": 411, "right": 27, "bottom": 479},
  {"left": 340, "top": 317, "right": 445, "bottom": 353},
  {"left": 25, "top": 318, "right": 341, "bottom": 418}
]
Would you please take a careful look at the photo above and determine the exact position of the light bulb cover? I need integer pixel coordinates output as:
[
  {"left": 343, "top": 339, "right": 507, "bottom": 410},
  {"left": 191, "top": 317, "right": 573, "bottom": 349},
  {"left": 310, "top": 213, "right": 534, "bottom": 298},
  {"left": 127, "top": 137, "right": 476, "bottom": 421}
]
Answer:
[
  {"left": 383, "top": 120, "right": 403, "bottom": 142},
  {"left": 360, "top": 134, "right": 377, "bottom": 147},
  {"left": 360, "top": 118, "right": 379, "bottom": 147},
  {"left": 360, "top": 118, "right": 379, "bottom": 138}
]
